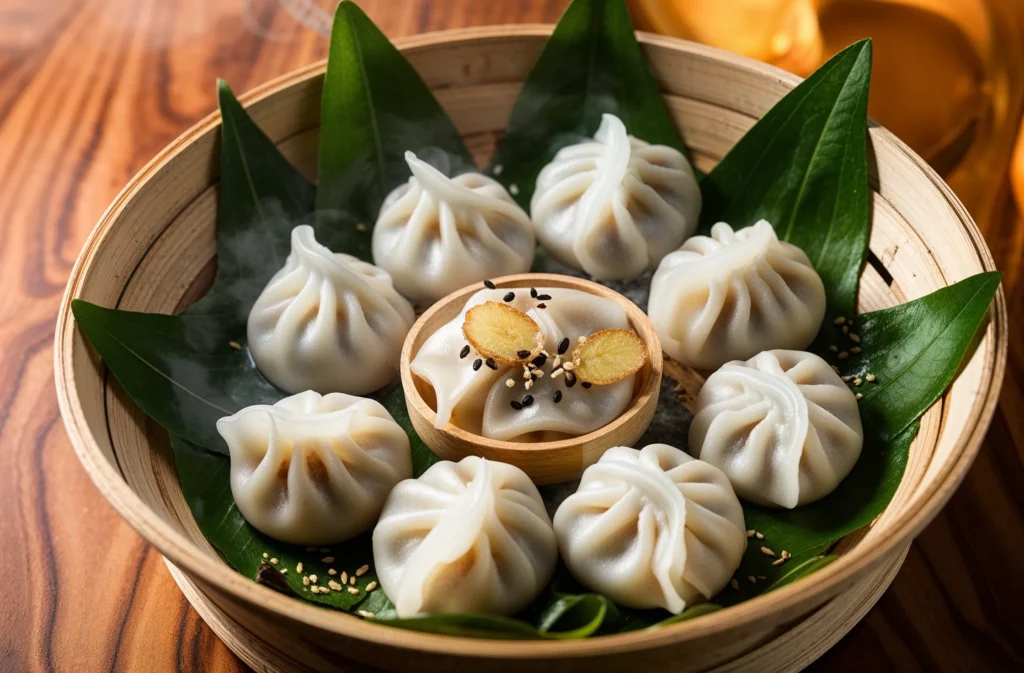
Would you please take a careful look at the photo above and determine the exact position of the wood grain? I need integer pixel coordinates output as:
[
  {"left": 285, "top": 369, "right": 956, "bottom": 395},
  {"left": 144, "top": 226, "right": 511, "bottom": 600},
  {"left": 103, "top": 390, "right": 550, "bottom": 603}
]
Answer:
[{"left": 2, "top": 1, "right": 1021, "bottom": 672}]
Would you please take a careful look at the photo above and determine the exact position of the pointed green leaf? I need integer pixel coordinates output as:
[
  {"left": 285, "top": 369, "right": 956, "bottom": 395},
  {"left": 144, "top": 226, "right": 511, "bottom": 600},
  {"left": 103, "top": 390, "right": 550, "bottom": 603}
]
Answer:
[
  {"left": 700, "top": 40, "right": 872, "bottom": 317},
  {"left": 317, "top": 1, "right": 475, "bottom": 222},
  {"left": 843, "top": 272, "right": 1003, "bottom": 441},
  {"left": 488, "top": 0, "right": 687, "bottom": 208}
]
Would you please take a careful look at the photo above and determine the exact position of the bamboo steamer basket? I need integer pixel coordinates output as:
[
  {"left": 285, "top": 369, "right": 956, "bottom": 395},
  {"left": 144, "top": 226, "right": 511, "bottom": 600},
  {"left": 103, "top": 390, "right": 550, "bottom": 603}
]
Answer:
[{"left": 54, "top": 26, "right": 1006, "bottom": 673}]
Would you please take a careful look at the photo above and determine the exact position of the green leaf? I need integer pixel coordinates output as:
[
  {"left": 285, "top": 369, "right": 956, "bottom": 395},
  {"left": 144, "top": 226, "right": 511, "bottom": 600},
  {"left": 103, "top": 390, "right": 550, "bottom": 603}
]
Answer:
[
  {"left": 840, "top": 272, "right": 1003, "bottom": 441},
  {"left": 71, "top": 83, "right": 388, "bottom": 454},
  {"left": 171, "top": 434, "right": 380, "bottom": 611},
  {"left": 699, "top": 40, "right": 872, "bottom": 317},
  {"left": 488, "top": 0, "right": 687, "bottom": 208},
  {"left": 317, "top": 0, "right": 476, "bottom": 222}
]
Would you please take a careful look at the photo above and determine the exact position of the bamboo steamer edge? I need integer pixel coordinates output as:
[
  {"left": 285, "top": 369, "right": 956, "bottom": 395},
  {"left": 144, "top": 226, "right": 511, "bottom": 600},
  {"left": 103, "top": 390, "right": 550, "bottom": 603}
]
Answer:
[{"left": 52, "top": 26, "right": 1007, "bottom": 673}]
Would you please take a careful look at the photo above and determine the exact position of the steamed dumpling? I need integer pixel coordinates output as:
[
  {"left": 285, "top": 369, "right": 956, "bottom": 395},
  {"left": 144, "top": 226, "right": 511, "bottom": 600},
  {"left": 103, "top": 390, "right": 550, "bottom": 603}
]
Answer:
[
  {"left": 410, "top": 287, "right": 635, "bottom": 440},
  {"left": 216, "top": 390, "right": 412, "bottom": 545},
  {"left": 689, "top": 350, "right": 864, "bottom": 508},
  {"left": 373, "top": 456, "right": 557, "bottom": 617},
  {"left": 372, "top": 152, "right": 535, "bottom": 302},
  {"left": 530, "top": 113, "right": 701, "bottom": 280},
  {"left": 648, "top": 220, "right": 826, "bottom": 370},
  {"left": 247, "top": 225, "right": 415, "bottom": 395},
  {"left": 553, "top": 444, "right": 746, "bottom": 613}
]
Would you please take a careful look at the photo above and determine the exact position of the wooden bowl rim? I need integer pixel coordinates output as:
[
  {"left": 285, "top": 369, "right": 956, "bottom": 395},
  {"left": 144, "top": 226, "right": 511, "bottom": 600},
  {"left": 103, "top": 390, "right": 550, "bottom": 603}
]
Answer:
[
  {"left": 54, "top": 25, "right": 1008, "bottom": 658},
  {"left": 399, "top": 272, "right": 664, "bottom": 455}
]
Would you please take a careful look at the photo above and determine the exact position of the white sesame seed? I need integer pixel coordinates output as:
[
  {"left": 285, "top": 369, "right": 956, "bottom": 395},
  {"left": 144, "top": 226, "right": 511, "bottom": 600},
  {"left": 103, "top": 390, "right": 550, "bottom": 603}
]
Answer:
[
  {"left": 322, "top": 556, "right": 335, "bottom": 564},
  {"left": 340, "top": 571, "right": 348, "bottom": 584},
  {"left": 746, "top": 529, "right": 756, "bottom": 538},
  {"left": 524, "top": 379, "right": 534, "bottom": 390},
  {"left": 296, "top": 562, "right": 304, "bottom": 574},
  {"left": 760, "top": 546, "right": 776, "bottom": 557},
  {"left": 866, "top": 374, "right": 876, "bottom": 382},
  {"left": 781, "top": 550, "right": 791, "bottom": 559},
  {"left": 263, "top": 553, "right": 269, "bottom": 559},
  {"left": 730, "top": 579, "right": 740, "bottom": 590},
  {"left": 358, "top": 610, "right": 376, "bottom": 618},
  {"left": 348, "top": 587, "right": 360, "bottom": 595},
  {"left": 229, "top": 341, "right": 242, "bottom": 350},
  {"left": 310, "top": 585, "right": 319, "bottom": 594},
  {"left": 309, "top": 574, "right": 318, "bottom": 584},
  {"left": 509, "top": 183, "right": 519, "bottom": 195},
  {"left": 493, "top": 164, "right": 504, "bottom": 176},
  {"left": 851, "top": 346, "right": 861, "bottom": 353},
  {"left": 280, "top": 569, "right": 288, "bottom": 575},
  {"left": 534, "top": 370, "right": 545, "bottom": 378},
  {"left": 856, "top": 393, "right": 863, "bottom": 399},
  {"left": 302, "top": 576, "right": 310, "bottom": 586},
  {"left": 506, "top": 378, "right": 515, "bottom": 388},
  {"left": 349, "top": 575, "right": 357, "bottom": 585},
  {"left": 366, "top": 581, "right": 377, "bottom": 592},
  {"left": 550, "top": 368, "right": 564, "bottom": 379},
  {"left": 523, "top": 369, "right": 532, "bottom": 380},
  {"left": 329, "top": 580, "right": 343, "bottom": 591},
  {"left": 838, "top": 351, "right": 849, "bottom": 359},
  {"left": 329, "top": 569, "right": 337, "bottom": 576},
  {"left": 562, "top": 361, "right": 574, "bottom": 371},
  {"left": 772, "top": 558, "right": 786, "bottom": 566},
  {"left": 270, "top": 558, "right": 278, "bottom": 565},
  {"left": 755, "top": 532, "right": 764, "bottom": 540},
  {"left": 842, "top": 375, "right": 853, "bottom": 382},
  {"left": 850, "top": 333, "right": 861, "bottom": 344},
  {"left": 854, "top": 378, "right": 863, "bottom": 386},
  {"left": 834, "top": 316, "right": 846, "bottom": 325}
]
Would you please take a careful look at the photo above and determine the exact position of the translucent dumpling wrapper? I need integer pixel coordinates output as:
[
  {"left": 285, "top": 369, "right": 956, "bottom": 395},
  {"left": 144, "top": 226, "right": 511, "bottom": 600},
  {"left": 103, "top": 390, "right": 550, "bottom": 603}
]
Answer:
[
  {"left": 689, "top": 350, "right": 864, "bottom": 508},
  {"left": 410, "top": 287, "right": 635, "bottom": 440},
  {"left": 247, "top": 225, "right": 415, "bottom": 396},
  {"left": 648, "top": 220, "right": 827, "bottom": 370},
  {"left": 372, "top": 152, "right": 535, "bottom": 302},
  {"left": 373, "top": 456, "right": 557, "bottom": 617},
  {"left": 530, "top": 113, "right": 701, "bottom": 280},
  {"left": 216, "top": 390, "right": 412, "bottom": 545},
  {"left": 553, "top": 444, "right": 746, "bottom": 613}
]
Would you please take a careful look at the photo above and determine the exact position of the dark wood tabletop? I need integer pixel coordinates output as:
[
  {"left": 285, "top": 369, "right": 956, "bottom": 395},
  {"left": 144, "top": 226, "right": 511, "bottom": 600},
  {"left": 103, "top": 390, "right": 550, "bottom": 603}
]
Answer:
[{"left": 1, "top": 0, "right": 1021, "bottom": 670}]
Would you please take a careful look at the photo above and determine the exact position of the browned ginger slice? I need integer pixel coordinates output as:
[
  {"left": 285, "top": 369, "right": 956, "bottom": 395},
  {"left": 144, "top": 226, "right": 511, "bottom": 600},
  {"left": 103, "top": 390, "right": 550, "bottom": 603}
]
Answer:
[
  {"left": 462, "top": 301, "right": 544, "bottom": 364},
  {"left": 573, "top": 329, "right": 647, "bottom": 385}
]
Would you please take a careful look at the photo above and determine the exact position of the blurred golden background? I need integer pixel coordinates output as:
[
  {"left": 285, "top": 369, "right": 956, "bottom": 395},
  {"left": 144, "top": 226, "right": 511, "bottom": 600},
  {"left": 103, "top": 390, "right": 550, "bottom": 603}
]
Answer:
[{"left": 631, "top": 0, "right": 1024, "bottom": 250}]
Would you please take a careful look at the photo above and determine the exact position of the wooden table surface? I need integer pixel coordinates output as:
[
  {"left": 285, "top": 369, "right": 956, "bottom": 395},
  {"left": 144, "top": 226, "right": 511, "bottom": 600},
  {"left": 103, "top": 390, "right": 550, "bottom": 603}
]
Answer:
[{"left": 1, "top": 0, "right": 1021, "bottom": 670}]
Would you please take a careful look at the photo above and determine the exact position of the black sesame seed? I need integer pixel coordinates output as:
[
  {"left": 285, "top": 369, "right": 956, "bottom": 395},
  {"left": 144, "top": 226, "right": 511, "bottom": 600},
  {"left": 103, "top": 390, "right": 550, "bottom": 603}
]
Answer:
[
  {"left": 557, "top": 337, "right": 570, "bottom": 355},
  {"left": 553, "top": 390, "right": 563, "bottom": 404},
  {"left": 536, "top": 294, "right": 552, "bottom": 301},
  {"left": 521, "top": 394, "right": 534, "bottom": 407},
  {"left": 530, "top": 288, "right": 538, "bottom": 298},
  {"left": 536, "top": 303, "right": 547, "bottom": 309},
  {"left": 485, "top": 358, "right": 497, "bottom": 370},
  {"left": 510, "top": 400, "right": 523, "bottom": 410},
  {"left": 483, "top": 280, "right": 496, "bottom": 289},
  {"left": 459, "top": 344, "right": 471, "bottom": 359},
  {"left": 531, "top": 353, "right": 548, "bottom": 368},
  {"left": 581, "top": 381, "right": 593, "bottom": 389},
  {"left": 472, "top": 358, "right": 482, "bottom": 371},
  {"left": 503, "top": 291, "right": 515, "bottom": 302},
  {"left": 516, "top": 349, "right": 531, "bottom": 359},
  {"left": 565, "top": 372, "right": 577, "bottom": 388}
]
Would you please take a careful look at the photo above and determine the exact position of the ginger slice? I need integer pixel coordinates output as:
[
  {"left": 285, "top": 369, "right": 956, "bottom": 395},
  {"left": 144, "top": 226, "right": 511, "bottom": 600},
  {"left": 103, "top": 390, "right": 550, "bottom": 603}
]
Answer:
[
  {"left": 462, "top": 301, "right": 544, "bottom": 365},
  {"left": 573, "top": 329, "right": 647, "bottom": 385}
]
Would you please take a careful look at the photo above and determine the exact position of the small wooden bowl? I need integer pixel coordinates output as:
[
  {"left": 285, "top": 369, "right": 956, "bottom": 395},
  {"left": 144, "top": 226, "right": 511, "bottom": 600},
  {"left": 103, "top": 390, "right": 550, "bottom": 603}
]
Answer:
[
  {"left": 54, "top": 26, "right": 1006, "bottom": 673},
  {"left": 400, "top": 273, "right": 663, "bottom": 484}
]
